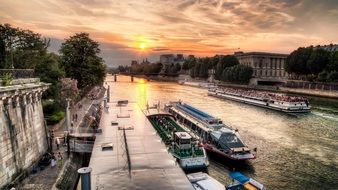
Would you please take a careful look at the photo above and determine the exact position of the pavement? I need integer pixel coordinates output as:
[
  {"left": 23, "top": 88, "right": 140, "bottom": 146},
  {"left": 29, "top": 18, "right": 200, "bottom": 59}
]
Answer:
[{"left": 19, "top": 86, "right": 105, "bottom": 190}]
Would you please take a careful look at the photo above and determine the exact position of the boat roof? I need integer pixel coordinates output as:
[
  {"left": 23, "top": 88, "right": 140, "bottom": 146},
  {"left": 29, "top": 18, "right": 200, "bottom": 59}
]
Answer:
[
  {"left": 176, "top": 103, "right": 215, "bottom": 122},
  {"left": 175, "top": 132, "right": 192, "bottom": 139},
  {"left": 170, "top": 107, "right": 212, "bottom": 132},
  {"left": 187, "top": 172, "right": 225, "bottom": 190},
  {"left": 87, "top": 101, "right": 194, "bottom": 190},
  {"left": 229, "top": 172, "right": 250, "bottom": 184},
  {"left": 229, "top": 172, "right": 264, "bottom": 190}
]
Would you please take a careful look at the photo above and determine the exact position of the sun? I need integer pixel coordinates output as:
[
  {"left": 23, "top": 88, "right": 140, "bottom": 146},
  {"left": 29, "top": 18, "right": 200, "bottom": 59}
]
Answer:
[{"left": 139, "top": 43, "right": 146, "bottom": 50}]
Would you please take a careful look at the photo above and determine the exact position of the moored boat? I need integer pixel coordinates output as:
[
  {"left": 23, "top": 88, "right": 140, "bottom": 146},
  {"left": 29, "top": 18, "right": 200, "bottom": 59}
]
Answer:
[
  {"left": 165, "top": 102, "right": 256, "bottom": 161},
  {"left": 187, "top": 172, "right": 225, "bottom": 190},
  {"left": 208, "top": 87, "right": 311, "bottom": 113},
  {"left": 147, "top": 113, "right": 209, "bottom": 170},
  {"left": 227, "top": 172, "right": 265, "bottom": 190}
]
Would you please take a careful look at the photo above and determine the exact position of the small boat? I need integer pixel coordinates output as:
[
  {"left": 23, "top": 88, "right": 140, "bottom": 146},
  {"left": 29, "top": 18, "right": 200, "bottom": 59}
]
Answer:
[
  {"left": 187, "top": 172, "right": 225, "bottom": 190},
  {"left": 165, "top": 102, "right": 256, "bottom": 161},
  {"left": 147, "top": 113, "right": 209, "bottom": 170},
  {"left": 227, "top": 172, "right": 265, "bottom": 190},
  {"left": 208, "top": 87, "right": 310, "bottom": 113}
]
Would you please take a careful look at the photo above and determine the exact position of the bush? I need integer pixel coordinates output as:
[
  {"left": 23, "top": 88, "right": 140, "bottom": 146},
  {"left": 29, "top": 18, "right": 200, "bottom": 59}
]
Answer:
[
  {"left": 318, "top": 71, "right": 328, "bottom": 82},
  {"left": 47, "top": 111, "right": 65, "bottom": 125},
  {"left": 43, "top": 100, "right": 65, "bottom": 125},
  {"left": 42, "top": 100, "right": 62, "bottom": 115}
]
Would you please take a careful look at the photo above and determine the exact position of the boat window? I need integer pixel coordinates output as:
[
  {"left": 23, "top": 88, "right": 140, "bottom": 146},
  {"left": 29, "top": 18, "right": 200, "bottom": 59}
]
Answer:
[
  {"left": 219, "top": 133, "right": 245, "bottom": 148},
  {"left": 218, "top": 121, "right": 222, "bottom": 124},
  {"left": 180, "top": 139, "right": 191, "bottom": 144}
]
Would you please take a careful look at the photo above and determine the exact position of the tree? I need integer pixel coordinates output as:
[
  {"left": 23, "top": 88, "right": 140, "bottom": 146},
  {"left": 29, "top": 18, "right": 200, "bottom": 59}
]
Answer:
[
  {"left": 198, "top": 61, "right": 209, "bottom": 78},
  {"left": 215, "top": 55, "right": 239, "bottom": 79},
  {"left": 327, "top": 71, "right": 338, "bottom": 82},
  {"left": 327, "top": 51, "right": 338, "bottom": 71},
  {"left": 307, "top": 48, "right": 330, "bottom": 75},
  {"left": 35, "top": 53, "right": 65, "bottom": 99},
  {"left": 59, "top": 33, "right": 106, "bottom": 89},
  {"left": 59, "top": 78, "right": 79, "bottom": 103},
  {"left": 0, "top": 23, "right": 48, "bottom": 69},
  {"left": 285, "top": 47, "right": 313, "bottom": 75},
  {"left": 221, "top": 64, "right": 253, "bottom": 83},
  {"left": 0, "top": 36, "right": 5, "bottom": 66}
]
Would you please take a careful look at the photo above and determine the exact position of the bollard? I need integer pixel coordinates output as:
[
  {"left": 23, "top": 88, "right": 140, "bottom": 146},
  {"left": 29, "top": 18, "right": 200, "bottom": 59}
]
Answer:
[
  {"left": 114, "top": 74, "right": 117, "bottom": 82},
  {"left": 78, "top": 167, "right": 92, "bottom": 190},
  {"left": 131, "top": 75, "right": 134, "bottom": 82}
]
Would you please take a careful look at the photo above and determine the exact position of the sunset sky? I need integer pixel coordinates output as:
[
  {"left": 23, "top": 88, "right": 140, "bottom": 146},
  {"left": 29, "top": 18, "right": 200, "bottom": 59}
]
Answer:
[{"left": 1, "top": 0, "right": 338, "bottom": 66}]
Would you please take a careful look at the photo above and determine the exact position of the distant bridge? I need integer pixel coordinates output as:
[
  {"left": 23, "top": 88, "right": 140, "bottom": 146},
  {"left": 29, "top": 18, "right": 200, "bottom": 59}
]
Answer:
[{"left": 110, "top": 72, "right": 179, "bottom": 82}]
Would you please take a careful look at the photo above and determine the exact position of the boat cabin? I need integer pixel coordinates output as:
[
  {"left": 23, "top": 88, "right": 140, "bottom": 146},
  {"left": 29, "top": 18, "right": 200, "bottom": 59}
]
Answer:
[{"left": 174, "top": 132, "right": 192, "bottom": 150}]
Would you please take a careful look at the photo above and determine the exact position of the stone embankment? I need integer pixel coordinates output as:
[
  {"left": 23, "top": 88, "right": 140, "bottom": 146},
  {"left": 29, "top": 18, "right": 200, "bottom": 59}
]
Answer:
[{"left": 0, "top": 78, "right": 49, "bottom": 189}]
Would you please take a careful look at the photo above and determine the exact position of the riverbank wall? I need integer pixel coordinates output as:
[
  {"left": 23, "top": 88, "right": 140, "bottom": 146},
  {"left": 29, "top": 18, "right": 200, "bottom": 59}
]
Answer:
[{"left": 0, "top": 79, "right": 49, "bottom": 189}]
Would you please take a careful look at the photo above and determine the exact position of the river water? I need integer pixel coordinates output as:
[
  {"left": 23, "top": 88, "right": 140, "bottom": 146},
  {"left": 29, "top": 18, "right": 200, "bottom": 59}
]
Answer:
[{"left": 106, "top": 75, "right": 338, "bottom": 190}]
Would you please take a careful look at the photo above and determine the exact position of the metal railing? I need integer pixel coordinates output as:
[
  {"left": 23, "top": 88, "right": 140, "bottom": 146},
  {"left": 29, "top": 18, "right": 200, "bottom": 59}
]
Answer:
[{"left": 0, "top": 69, "right": 35, "bottom": 79}]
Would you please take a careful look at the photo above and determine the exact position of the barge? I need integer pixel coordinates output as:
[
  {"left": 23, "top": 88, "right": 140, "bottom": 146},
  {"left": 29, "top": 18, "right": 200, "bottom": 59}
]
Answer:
[
  {"left": 147, "top": 112, "right": 209, "bottom": 170},
  {"left": 208, "top": 87, "right": 311, "bottom": 113}
]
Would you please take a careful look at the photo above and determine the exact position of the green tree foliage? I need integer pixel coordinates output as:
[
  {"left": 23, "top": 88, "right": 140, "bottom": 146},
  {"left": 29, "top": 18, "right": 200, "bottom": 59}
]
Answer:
[
  {"left": 182, "top": 57, "right": 197, "bottom": 71},
  {"left": 307, "top": 48, "right": 330, "bottom": 75},
  {"left": 327, "top": 71, "right": 338, "bottom": 82},
  {"left": 0, "top": 23, "right": 49, "bottom": 69},
  {"left": 215, "top": 55, "right": 239, "bottom": 79},
  {"left": 35, "top": 53, "right": 65, "bottom": 99},
  {"left": 0, "top": 36, "right": 5, "bottom": 65},
  {"left": 130, "top": 63, "right": 163, "bottom": 75},
  {"left": 59, "top": 33, "right": 106, "bottom": 89},
  {"left": 144, "top": 63, "right": 163, "bottom": 74},
  {"left": 286, "top": 45, "right": 338, "bottom": 82},
  {"left": 198, "top": 61, "right": 209, "bottom": 78},
  {"left": 221, "top": 64, "right": 253, "bottom": 83},
  {"left": 285, "top": 47, "right": 313, "bottom": 75},
  {"left": 327, "top": 51, "right": 338, "bottom": 71}
]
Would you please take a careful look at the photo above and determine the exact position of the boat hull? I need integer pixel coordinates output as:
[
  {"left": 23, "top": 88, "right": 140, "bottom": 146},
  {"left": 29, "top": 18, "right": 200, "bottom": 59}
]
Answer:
[
  {"left": 202, "top": 143, "right": 255, "bottom": 161},
  {"left": 208, "top": 91, "right": 311, "bottom": 113}
]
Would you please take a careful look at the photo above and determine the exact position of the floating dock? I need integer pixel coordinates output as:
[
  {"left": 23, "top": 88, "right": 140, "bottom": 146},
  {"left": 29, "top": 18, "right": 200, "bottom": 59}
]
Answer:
[{"left": 88, "top": 101, "right": 194, "bottom": 190}]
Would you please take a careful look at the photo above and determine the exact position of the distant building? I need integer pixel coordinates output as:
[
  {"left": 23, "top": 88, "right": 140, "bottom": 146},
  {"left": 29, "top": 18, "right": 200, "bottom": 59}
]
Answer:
[
  {"left": 160, "top": 54, "right": 186, "bottom": 65},
  {"left": 140, "top": 58, "right": 150, "bottom": 65},
  {"left": 160, "top": 54, "right": 175, "bottom": 65},
  {"left": 315, "top": 44, "right": 338, "bottom": 52},
  {"left": 235, "top": 51, "right": 289, "bottom": 85},
  {"left": 187, "top": 55, "right": 195, "bottom": 59},
  {"left": 131, "top": 60, "right": 138, "bottom": 66},
  {"left": 159, "top": 54, "right": 186, "bottom": 72}
]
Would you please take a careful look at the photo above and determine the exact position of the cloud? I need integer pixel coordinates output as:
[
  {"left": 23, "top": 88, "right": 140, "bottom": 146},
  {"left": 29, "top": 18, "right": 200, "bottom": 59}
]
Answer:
[{"left": 0, "top": 0, "right": 337, "bottom": 66}]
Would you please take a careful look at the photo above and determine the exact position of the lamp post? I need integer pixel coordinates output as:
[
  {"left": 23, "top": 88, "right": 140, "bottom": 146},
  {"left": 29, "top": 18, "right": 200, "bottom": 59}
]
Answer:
[{"left": 65, "top": 98, "right": 71, "bottom": 158}]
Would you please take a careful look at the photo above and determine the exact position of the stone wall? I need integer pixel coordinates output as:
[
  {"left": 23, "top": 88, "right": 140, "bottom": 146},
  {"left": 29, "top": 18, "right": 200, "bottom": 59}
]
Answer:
[{"left": 0, "top": 82, "right": 49, "bottom": 189}]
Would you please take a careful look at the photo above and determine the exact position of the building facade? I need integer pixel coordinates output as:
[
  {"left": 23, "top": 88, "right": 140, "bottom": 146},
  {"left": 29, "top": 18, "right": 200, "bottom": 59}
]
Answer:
[
  {"left": 235, "top": 51, "right": 289, "bottom": 79},
  {"left": 160, "top": 54, "right": 175, "bottom": 65}
]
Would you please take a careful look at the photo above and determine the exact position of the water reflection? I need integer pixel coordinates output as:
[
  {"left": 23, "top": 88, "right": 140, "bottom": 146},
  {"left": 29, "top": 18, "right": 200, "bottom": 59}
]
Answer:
[{"left": 135, "top": 80, "right": 149, "bottom": 109}]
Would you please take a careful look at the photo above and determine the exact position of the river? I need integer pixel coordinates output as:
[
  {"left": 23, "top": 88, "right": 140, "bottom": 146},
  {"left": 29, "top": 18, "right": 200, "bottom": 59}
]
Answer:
[{"left": 106, "top": 75, "right": 338, "bottom": 190}]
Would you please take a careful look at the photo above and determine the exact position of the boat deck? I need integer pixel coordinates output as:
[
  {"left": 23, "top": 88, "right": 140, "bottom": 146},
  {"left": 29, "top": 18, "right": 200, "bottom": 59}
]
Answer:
[{"left": 88, "top": 102, "right": 194, "bottom": 190}]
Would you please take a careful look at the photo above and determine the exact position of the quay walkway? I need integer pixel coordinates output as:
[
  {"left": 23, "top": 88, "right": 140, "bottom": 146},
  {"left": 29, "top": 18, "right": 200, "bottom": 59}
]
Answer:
[{"left": 88, "top": 101, "right": 194, "bottom": 190}]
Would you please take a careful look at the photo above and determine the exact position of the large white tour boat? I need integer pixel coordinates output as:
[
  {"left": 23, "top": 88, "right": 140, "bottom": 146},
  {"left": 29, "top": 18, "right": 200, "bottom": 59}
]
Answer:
[
  {"left": 208, "top": 87, "right": 311, "bottom": 113},
  {"left": 165, "top": 102, "right": 256, "bottom": 161}
]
